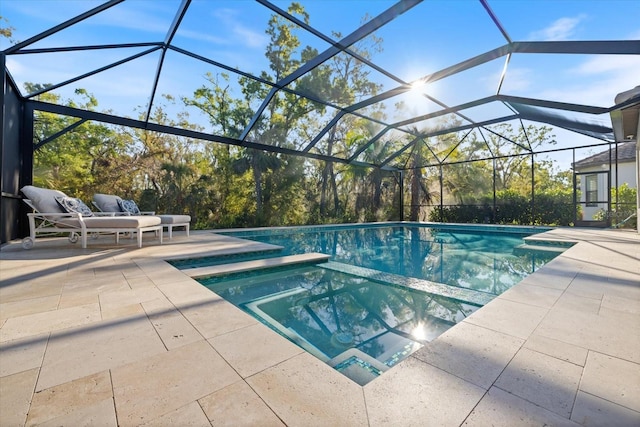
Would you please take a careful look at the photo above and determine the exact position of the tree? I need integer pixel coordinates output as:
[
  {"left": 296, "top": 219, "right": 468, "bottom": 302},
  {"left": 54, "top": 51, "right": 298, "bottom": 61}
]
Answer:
[
  {"left": 0, "top": 16, "right": 15, "bottom": 43},
  {"left": 29, "top": 85, "right": 133, "bottom": 199}
]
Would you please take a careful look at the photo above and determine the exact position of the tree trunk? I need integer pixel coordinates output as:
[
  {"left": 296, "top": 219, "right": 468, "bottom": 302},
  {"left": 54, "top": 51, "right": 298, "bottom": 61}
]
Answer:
[
  {"left": 252, "top": 158, "right": 263, "bottom": 217},
  {"left": 410, "top": 169, "right": 420, "bottom": 221}
]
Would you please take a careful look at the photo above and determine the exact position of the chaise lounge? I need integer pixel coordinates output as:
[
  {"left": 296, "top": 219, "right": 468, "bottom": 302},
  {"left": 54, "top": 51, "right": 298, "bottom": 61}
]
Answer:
[
  {"left": 93, "top": 193, "right": 190, "bottom": 239},
  {"left": 20, "top": 185, "right": 163, "bottom": 249}
]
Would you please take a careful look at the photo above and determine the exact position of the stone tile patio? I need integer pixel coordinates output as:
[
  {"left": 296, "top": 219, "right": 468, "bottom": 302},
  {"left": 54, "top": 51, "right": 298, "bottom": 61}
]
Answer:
[{"left": 0, "top": 227, "right": 638, "bottom": 426}]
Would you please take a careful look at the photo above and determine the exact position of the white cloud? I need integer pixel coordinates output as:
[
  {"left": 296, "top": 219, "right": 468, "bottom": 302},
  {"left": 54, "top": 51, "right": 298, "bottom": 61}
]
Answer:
[
  {"left": 533, "top": 55, "right": 640, "bottom": 107},
  {"left": 529, "top": 15, "right": 586, "bottom": 41},
  {"left": 93, "top": 3, "right": 171, "bottom": 35},
  {"left": 232, "top": 25, "right": 268, "bottom": 49},
  {"left": 571, "top": 55, "right": 640, "bottom": 76},
  {"left": 210, "top": 7, "right": 268, "bottom": 49},
  {"left": 174, "top": 29, "right": 230, "bottom": 46},
  {"left": 499, "top": 67, "right": 533, "bottom": 92}
]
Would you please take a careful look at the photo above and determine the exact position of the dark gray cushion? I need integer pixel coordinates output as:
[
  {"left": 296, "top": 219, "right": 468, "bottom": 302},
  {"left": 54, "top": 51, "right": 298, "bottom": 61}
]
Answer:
[
  {"left": 21, "top": 185, "right": 67, "bottom": 213},
  {"left": 158, "top": 215, "right": 191, "bottom": 224},
  {"left": 93, "top": 193, "right": 122, "bottom": 212}
]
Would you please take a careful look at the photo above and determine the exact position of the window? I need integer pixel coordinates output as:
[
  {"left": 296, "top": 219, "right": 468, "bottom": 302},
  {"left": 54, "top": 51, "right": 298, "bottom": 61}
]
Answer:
[{"left": 585, "top": 174, "right": 598, "bottom": 207}]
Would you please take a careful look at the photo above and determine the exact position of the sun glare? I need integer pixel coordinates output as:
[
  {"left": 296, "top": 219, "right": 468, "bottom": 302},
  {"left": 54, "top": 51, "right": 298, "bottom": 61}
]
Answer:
[
  {"left": 410, "top": 79, "right": 428, "bottom": 92},
  {"left": 411, "top": 322, "right": 428, "bottom": 341}
]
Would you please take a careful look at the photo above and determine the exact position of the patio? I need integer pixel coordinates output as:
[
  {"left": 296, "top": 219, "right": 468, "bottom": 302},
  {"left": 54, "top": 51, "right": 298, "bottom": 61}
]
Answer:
[{"left": 0, "top": 227, "right": 638, "bottom": 426}]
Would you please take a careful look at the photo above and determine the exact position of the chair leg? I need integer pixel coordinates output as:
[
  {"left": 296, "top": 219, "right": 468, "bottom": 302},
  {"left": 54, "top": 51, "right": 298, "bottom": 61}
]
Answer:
[
  {"left": 168, "top": 225, "right": 173, "bottom": 240},
  {"left": 81, "top": 231, "right": 88, "bottom": 249},
  {"left": 137, "top": 230, "right": 143, "bottom": 248},
  {"left": 186, "top": 224, "right": 190, "bottom": 237}
]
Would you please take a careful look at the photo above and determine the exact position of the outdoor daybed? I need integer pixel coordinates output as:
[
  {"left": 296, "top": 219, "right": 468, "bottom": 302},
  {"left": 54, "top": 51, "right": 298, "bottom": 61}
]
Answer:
[
  {"left": 93, "top": 193, "right": 190, "bottom": 239},
  {"left": 20, "top": 185, "right": 163, "bottom": 249}
]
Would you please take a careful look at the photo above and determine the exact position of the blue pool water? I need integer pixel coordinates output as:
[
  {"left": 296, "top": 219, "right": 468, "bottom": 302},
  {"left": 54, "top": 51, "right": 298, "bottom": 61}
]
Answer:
[
  {"left": 204, "top": 264, "right": 481, "bottom": 385},
  {"left": 207, "top": 223, "right": 562, "bottom": 295},
  {"left": 178, "top": 223, "right": 568, "bottom": 384}
]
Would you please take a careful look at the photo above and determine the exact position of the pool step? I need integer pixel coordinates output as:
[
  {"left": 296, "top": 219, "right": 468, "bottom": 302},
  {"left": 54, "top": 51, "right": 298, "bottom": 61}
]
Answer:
[
  {"left": 513, "top": 243, "right": 569, "bottom": 255},
  {"left": 329, "top": 348, "right": 388, "bottom": 386},
  {"left": 184, "top": 252, "right": 330, "bottom": 279},
  {"left": 321, "top": 261, "right": 495, "bottom": 306}
]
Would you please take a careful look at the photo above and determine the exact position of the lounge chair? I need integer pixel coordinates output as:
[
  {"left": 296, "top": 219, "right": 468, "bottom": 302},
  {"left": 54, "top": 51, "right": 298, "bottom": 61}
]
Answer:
[
  {"left": 20, "top": 185, "right": 163, "bottom": 249},
  {"left": 93, "top": 193, "right": 190, "bottom": 239}
]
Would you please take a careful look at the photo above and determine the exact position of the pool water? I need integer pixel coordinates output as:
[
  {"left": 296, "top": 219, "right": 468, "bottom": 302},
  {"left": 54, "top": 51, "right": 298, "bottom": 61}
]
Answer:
[
  {"left": 203, "top": 264, "right": 481, "bottom": 385},
  {"left": 211, "top": 224, "right": 563, "bottom": 295},
  {"left": 179, "top": 224, "right": 569, "bottom": 385}
]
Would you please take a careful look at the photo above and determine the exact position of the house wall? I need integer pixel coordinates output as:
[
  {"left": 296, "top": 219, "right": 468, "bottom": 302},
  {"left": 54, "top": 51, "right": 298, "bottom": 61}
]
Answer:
[{"left": 576, "top": 161, "right": 636, "bottom": 221}]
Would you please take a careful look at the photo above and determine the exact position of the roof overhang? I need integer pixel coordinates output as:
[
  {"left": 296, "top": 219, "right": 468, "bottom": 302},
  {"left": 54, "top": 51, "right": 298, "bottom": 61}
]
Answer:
[{"left": 611, "top": 86, "right": 640, "bottom": 143}]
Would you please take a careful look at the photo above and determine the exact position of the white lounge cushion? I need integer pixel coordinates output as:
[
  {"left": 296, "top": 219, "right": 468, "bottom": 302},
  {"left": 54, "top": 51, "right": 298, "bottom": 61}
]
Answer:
[
  {"left": 93, "top": 193, "right": 122, "bottom": 212},
  {"left": 59, "top": 215, "right": 161, "bottom": 228},
  {"left": 21, "top": 185, "right": 67, "bottom": 213},
  {"left": 157, "top": 214, "right": 191, "bottom": 224}
]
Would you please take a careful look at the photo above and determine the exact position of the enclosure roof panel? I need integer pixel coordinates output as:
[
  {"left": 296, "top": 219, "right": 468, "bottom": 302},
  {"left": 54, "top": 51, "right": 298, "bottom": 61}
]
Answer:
[{"left": 3, "top": 0, "right": 639, "bottom": 169}]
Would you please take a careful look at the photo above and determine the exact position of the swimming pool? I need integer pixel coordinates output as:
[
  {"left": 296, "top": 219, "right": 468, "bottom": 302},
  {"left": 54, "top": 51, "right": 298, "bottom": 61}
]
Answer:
[
  {"left": 179, "top": 223, "right": 564, "bottom": 295},
  {"left": 174, "top": 223, "right": 568, "bottom": 384}
]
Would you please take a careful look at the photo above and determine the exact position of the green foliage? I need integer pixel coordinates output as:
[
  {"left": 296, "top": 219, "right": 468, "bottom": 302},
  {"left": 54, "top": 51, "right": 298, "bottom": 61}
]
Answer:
[
  {"left": 533, "top": 188, "right": 575, "bottom": 226},
  {"left": 429, "top": 188, "right": 575, "bottom": 226},
  {"left": 593, "top": 184, "right": 637, "bottom": 228}
]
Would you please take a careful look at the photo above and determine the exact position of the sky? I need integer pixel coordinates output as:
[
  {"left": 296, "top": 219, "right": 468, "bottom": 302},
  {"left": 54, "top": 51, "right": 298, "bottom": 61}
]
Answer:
[{"left": 2, "top": 0, "right": 639, "bottom": 167}]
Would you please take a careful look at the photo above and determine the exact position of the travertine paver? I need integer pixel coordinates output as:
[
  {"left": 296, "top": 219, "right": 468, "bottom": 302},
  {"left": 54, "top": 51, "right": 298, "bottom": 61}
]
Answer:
[
  {"left": 125, "top": 275, "right": 156, "bottom": 289},
  {"left": 154, "top": 278, "right": 222, "bottom": 306},
  {"left": 199, "top": 380, "right": 285, "bottom": 426},
  {"left": 518, "top": 257, "right": 579, "bottom": 291},
  {"left": 365, "top": 356, "right": 485, "bottom": 426},
  {"left": 552, "top": 292, "right": 602, "bottom": 315},
  {"left": 0, "top": 280, "right": 64, "bottom": 304},
  {"left": 100, "top": 302, "right": 146, "bottom": 321},
  {"left": 495, "top": 347, "right": 583, "bottom": 417},
  {"left": 0, "top": 295, "right": 59, "bottom": 322},
  {"left": 0, "top": 368, "right": 39, "bottom": 427},
  {"left": 57, "top": 291, "right": 100, "bottom": 309},
  {"left": 111, "top": 340, "right": 241, "bottom": 426},
  {"left": 412, "top": 321, "right": 524, "bottom": 389},
  {"left": 36, "top": 313, "right": 167, "bottom": 391},
  {"left": 601, "top": 293, "right": 640, "bottom": 314},
  {"left": 579, "top": 351, "right": 640, "bottom": 413},
  {"left": 463, "top": 386, "right": 580, "bottom": 426},
  {"left": 209, "top": 322, "right": 304, "bottom": 378},
  {"left": 0, "top": 303, "right": 102, "bottom": 343},
  {"left": 25, "top": 370, "right": 114, "bottom": 426},
  {"left": 571, "top": 391, "right": 640, "bottom": 426},
  {"left": 0, "top": 333, "right": 48, "bottom": 377},
  {"left": 0, "top": 228, "right": 638, "bottom": 427},
  {"left": 248, "top": 352, "right": 368, "bottom": 426},
  {"left": 179, "top": 297, "right": 259, "bottom": 339},
  {"left": 141, "top": 298, "right": 203, "bottom": 350},
  {"left": 523, "top": 334, "right": 588, "bottom": 366},
  {"left": 497, "top": 282, "right": 564, "bottom": 308},
  {"left": 33, "top": 399, "right": 117, "bottom": 427},
  {"left": 139, "top": 401, "right": 211, "bottom": 426},
  {"left": 98, "top": 287, "right": 166, "bottom": 312},
  {"left": 535, "top": 304, "right": 640, "bottom": 364},
  {"left": 463, "top": 297, "right": 548, "bottom": 339}
]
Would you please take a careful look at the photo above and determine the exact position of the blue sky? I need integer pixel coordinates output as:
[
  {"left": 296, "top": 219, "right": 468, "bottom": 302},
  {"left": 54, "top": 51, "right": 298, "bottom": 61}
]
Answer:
[{"left": 2, "top": 0, "right": 639, "bottom": 165}]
